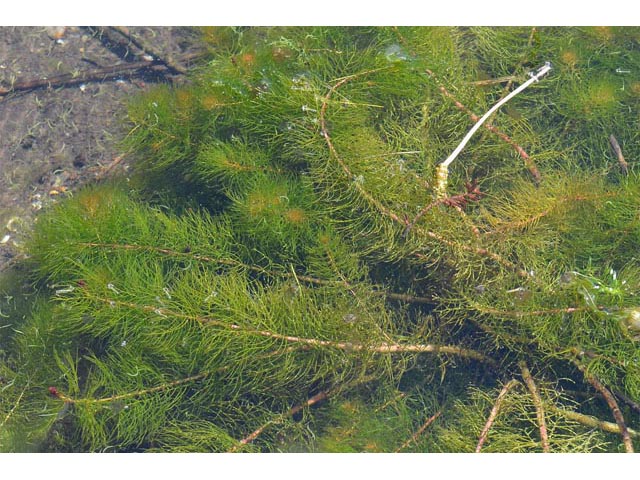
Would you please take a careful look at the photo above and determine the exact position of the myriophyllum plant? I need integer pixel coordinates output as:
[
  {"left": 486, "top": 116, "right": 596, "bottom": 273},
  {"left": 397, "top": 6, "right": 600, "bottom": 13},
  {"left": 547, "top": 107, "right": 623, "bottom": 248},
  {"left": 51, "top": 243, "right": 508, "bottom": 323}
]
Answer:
[{"left": 1, "top": 27, "right": 640, "bottom": 453}]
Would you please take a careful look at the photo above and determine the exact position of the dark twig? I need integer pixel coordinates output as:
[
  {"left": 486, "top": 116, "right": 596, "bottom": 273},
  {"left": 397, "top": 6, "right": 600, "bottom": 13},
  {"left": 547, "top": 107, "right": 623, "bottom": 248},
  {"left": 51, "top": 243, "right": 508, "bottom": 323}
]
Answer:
[
  {"left": 229, "top": 389, "right": 330, "bottom": 451},
  {"left": 109, "top": 26, "right": 188, "bottom": 75},
  {"left": 403, "top": 179, "right": 483, "bottom": 237},
  {"left": 609, "top": 134, "right": 629, "bottom": 175},
  {"left": 518, "top": 361, "right": 550, "bottom": 452},
  {"left": 475, "top": 379, "right": 519, "bottom": 452},
  {"left": 84, "top": 26, "right": 140, "bottom": 63},
  {"left": 395, "top": 410, "right": 442, "bottom": 452},
  {"left": 0, "top": 52, "right": 202, "bottom": 97},
  {"left": 612, "top": 388, "right": 640, "bottom": 416},
  {"left": 0, "top": 60, "right": 163, "bottom": 96},
  {"left": 575, "top": 362, "right": 634, "bottom": 453}
]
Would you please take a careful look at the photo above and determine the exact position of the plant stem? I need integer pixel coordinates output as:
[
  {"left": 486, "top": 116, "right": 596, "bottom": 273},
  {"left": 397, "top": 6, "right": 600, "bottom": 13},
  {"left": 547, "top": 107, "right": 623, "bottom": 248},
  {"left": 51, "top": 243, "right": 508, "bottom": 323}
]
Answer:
[
  {"left": 77, "top": 241, "right": 435, "bottom": 304},
  {"left": 519, "top": 361, "right": 550, "bottom": 452},
  {"left": 609, "top": 134, "right": 629, "bottom": 174},
  {"left": 229, "top": 389, "right": 330, "bottom": 451},
  {"left": 575, "top": 363, "right": 634, "bottom": 452},
  {"left": 552, "top": 406, "right": 640, "bottom": 439},
  {"left": 475, "top": 379, "right": 519, "bottom": 452},
  {"left": 87, "top": 294, "right": 498, "bottom": 366},
  {"left": 0, "top": 385, "right": 27, "bottom": 430},
  {"left": 395, "top": 410, "right": 442, "bottom": 452}
]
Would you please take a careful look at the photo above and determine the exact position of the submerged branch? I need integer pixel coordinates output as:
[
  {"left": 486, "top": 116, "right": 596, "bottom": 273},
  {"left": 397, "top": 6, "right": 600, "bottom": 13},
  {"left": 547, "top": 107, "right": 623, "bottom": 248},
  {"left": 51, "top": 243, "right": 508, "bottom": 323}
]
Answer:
[
  {"left": 107, "top": 26, "right": 188, "bottom": 75},
  {"left": 474, "top": 304, "right": 596, "bottom": 318},
  {"left": 475, "top": 379, "right": 520, "bottom": 452},
  {"left": 395, "top": 410, "right": 442, "bottom": 452},
  {"left": 0, "top": 54, "right": 199, "bottom": 97},
  {"left": 53, "top": 371, "right": 210, "bottom": 405},
  {"left": 85, "top": 295, "right": 498, "bottom": 367},
  {"left": 575, "top": 363, "right": 634, "bottom": 452},
  {"left": 553, "top": 406, "right": 640, "bottom": 439},
  {"left": 518, "top": 361, "right": 550, "bottom": 452},
  {"left": 319, "top": 67, "right": 409, "bottom": 226},
  {"left": 77, "top": 241, "right": 435, "bottom": 304},
  {"left": 229, "top": 389, "right": 331, "bottom": 451},
  {"left": 609, "top": 134, "right": 629, "bottom": 175},
  {"left": 415, "top": 233, "right": 530, "bottom": 278},
  {"left": 0, "top": 385, "right": 27, "bottom": 431},
  {"left": 466, "top": 76, "right": 518, "bottom": 86},
  {"left": 483, "top": 192, "right": 617, "bottom": 236},
  {"left": 51, "top": 346, "right": 309, "bottom": 405},
  {"left": 228, "top": 373, "right": 379, "bottom": 451}
]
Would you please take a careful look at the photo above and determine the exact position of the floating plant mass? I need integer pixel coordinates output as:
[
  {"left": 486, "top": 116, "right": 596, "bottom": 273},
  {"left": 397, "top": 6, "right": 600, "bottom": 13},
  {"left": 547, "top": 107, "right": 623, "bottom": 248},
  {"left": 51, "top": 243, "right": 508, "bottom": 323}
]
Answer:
[{"left": 1, "top": 26, "right": 640, "bottom": 453}]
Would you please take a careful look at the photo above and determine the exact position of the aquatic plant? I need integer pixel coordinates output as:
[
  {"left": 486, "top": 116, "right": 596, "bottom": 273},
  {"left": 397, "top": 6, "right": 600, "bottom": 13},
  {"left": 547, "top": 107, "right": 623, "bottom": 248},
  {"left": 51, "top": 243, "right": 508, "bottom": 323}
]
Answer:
[{"left": 2, "top": 26, "right": 640, "bottom": 452}]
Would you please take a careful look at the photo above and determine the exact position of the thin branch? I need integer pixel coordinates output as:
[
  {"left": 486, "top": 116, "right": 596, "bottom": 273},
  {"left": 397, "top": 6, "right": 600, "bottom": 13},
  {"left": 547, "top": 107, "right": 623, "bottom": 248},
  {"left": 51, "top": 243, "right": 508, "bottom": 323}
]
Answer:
[
  {"left": 50, "top": 345, "right": 309, "bottom": 405},
  {"left": 466, "top": 76, "right": 518, "bottom": 86},
  {"left": 609, "top": 134, "right": 629, "bottom": 175},
  {"left": 0, "top": 60, "right": 160, "bottom": 96},
  {"left": 473, "top": 304, "right": 597, "bottom": 318},
  {"left": 229, "top": 389, "right": 330, "bottom": 452},
  {"left": 0, "top": 52, "right": 202, "bottom": 97},
  {"left": 574, "top": 363, "right": 634, "bottom": 452},
  {"left": 415, "top": 233, "right": 530, "bottom": 278},
  {"left": 482, "top": 192, "right": 617, "bottom": 236},
  {"left": 518, "top": 361, "right": 550, "bottom": 452},
  {"left": 568, "top": 348, "right": 628, "bottom": 370},
  {"left": 403, "top": 180, "right": 482, "bottom": 237},
  {"left": 109, "top": 26, "right": 188, "bottom": 75},
  {"left": 475, "top": 379, "right": 519, "bottom": 452},
  {"left": 85, "top": 294, "right": 498, "bottom": 367},
  {"left": 395, "top": 410, "right": 442, "bottom": 452},
  {"left": 452, "top": 204, "right": 481, "bottom": 238},
  {"left": 319, "top": 67, "right": 406, "bottom": 226},
  {"left": 92, "top": 154, "right": 127, "bottom": 180},
  {"left": 76, "top": 241, "right": 435, "bottom": 305},
  {"left": 228, "top": 373, "right": 379, "bottom": 452},
  {"left": 552, "top": 406, "right": 640, "bottom": 439},
  {"left": 381, "top": 290, "right": 434, "bottom": 305},
  {"left": 485, "top": 27, "right": 537, "bottom": 128},
  {"left": 0, "top": 385, "right": 27, "bottom": 430},
  {"left": 53, "top": 371, "right": 210, "bottom": 405},
  {"left": 612, "top": 389, "right": 640, "bottom": 416}
]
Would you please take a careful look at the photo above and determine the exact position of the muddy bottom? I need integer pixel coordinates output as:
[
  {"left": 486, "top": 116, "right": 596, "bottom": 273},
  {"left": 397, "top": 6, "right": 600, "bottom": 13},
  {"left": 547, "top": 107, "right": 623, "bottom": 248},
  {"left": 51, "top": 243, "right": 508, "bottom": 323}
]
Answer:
[{"left": 0, "top": 26, "right": 203, "bottom": 272}]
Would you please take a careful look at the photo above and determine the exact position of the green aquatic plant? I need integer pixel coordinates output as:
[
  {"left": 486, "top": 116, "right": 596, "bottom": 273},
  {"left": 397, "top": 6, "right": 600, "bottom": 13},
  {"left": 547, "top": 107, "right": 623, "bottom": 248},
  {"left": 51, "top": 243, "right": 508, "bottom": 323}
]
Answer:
[{"left": 2, "top": 26, "right": 640, "bottom": 452}]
